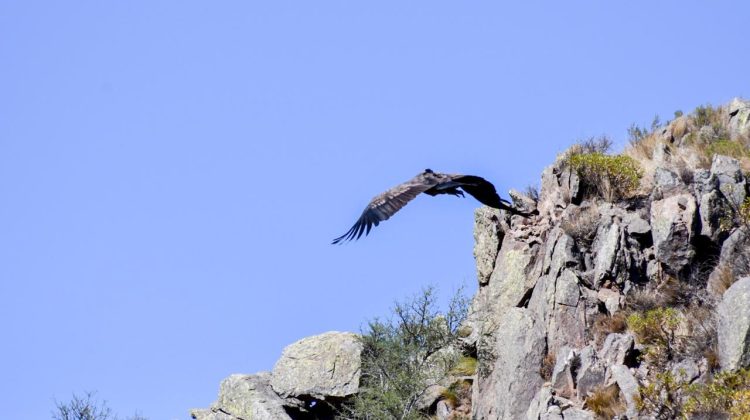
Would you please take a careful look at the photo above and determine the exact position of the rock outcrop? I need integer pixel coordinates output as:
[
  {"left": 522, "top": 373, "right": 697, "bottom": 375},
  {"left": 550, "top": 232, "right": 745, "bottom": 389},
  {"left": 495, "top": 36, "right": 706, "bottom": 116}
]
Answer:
[
  {"left": 191, "top": 332, "right": 362, "bottom": 419},
  {"left": 193, "top": 98, "right": 750, "bottom": 419},
  {"left": 270, "top": 332, "right": 362, "bottom": 400}
]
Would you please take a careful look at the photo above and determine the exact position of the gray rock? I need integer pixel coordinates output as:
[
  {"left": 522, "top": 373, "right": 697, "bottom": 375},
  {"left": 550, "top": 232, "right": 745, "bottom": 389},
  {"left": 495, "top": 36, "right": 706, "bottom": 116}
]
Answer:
[
  {"left": 270, "top": 331, "right": 362, "bottom": 399},
  {"left": 623, "top": 213, "right": 651, "bottom": 237},
  {"left": 652, "top": 140, "right": 670, "bottom": 163},
  {"left": 728, "top": 97, "right": 750, "bottom": 140},
  {"left": 610, "top": 365, "right": 639, "bottom": 419},
  {"left": 717, "top": 277, "right": 750, "bottom": 370},
  {"left": 474, "top": 207, "right": 504, "bottom": 285},
  {"left": 474, "top": 308, "right": 545, "bottom": 420},
  {"left": 526, "top": 385, "right": 553, "bottom": 420},
  {"left": 548, "top": 231, "right": 579, "bottom": 278},
  {"left": 436, "top": 400, "right": 451, "bottom": 419},
  {"left": 559, "top": 167, "right": 582, "bottom": 205},
  {"left": 510, "top": 188, "right": 539, "bottom": 214},
  {"left": 594, "top": 222, "right": 621, "bottom": 284},
  {"left": 598, "top": 333, "right": 634, "bottom": 367},
  {"left": 671, "top": 359, "right": 700, "bottom": 383},
  {"left": 711, "top": 155, "right": 747, "bottom": 207},
  {"left": 539, "top": 164, "right": 566, "bottom": 216},
  {"left": 550, "top": 347, "right": 576, "bottom": 399},
  {"left": 651, "top": 193, "right": 697, "bottom": 273},
  {"left": 486, "top": 235, "right": 538, "bottom": 315},
  {"left": 576, "top": 346, "right": 605, "bottom": 399},
  {"left": 653, "top": 167, "right": 683, "bottom": 193},
  {"left": 562, "top": 408, "right": 595, "bottom": 420},
  {"left": 699, "top": 189, "right": 729, "bottom": 241},
  {"left": 556, "top": 270, "right": 580, "bottom": 307},
  {"left": 548, "top": 269, "right": 586, "bottom": 353},
  {"left": 192, "top": 373, "right": 291, "bottom": 420},
  {"left": 708, "top": 228, "right": 750, "bottom": 295},
  {"left": 542, "top": 404, "right": 564, "bottom": 420},
  {"left": 597, "top": 288, "right": 622, "bottom": 315}
]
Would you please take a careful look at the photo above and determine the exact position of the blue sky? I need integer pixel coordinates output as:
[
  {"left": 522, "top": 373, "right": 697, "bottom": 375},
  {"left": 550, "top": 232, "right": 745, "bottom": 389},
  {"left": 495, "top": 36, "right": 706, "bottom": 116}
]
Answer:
[{"left": 1, "top": 2, "right": 748, "bottom": 419}]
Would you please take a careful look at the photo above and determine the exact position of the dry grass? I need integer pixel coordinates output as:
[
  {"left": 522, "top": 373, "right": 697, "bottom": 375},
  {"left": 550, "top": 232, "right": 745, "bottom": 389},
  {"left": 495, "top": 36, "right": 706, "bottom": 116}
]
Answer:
[
  {"left": 585, "top": 384, "right": 625, "bottom": 418},
  {"left": 540, "top": 352, "right": 556, "bottom": 381},
  {"left": 592, "top": 311, "right": 628, "bottom": 346},
  {"left": 560, "top": 205, "right": 600, "bottom": 249},
  {"left": 711, "top": 264, "right": 737, "bottom": 296},
  {"left": 627, "top": 131, "right": 660, "bottom": 161}
]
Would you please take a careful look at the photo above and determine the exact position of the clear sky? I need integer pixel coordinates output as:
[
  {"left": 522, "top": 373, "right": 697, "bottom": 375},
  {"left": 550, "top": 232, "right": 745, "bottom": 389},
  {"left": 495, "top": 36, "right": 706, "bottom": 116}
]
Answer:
[{"left": 1, "top": 2, "right": 748, "bottom": 419}]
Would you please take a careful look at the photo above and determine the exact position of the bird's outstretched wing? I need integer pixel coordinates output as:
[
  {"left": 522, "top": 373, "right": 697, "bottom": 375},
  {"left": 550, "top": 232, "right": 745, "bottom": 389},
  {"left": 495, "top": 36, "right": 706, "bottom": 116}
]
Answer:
[
  {"left": 332, "top": 174, "right": 437, "bottom": 244},
  {"left": 453, "top": 175, "right": 533, "bottom": 217}
]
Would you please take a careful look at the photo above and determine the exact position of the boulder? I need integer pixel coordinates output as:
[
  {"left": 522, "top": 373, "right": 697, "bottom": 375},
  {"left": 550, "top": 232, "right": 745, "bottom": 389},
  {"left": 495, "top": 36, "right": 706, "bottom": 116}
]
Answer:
[
  {"left": 650, "top": 193, "right": 697, "bottom": 274},
  {"left": 270, "top": 331, "right": 362, "bottom": 399},
  {"left": 190, "top": 373, "right": 291, "bottom": 420},
  {"left": 717, "top": 277, "right": 750, "bottom": 370}
]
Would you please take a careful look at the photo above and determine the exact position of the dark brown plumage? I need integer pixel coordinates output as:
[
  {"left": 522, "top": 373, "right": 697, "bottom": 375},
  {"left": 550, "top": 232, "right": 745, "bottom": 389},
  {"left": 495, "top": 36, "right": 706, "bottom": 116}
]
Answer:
[{"left": 332, "top": 169, "right": 533, "bottom": 244}]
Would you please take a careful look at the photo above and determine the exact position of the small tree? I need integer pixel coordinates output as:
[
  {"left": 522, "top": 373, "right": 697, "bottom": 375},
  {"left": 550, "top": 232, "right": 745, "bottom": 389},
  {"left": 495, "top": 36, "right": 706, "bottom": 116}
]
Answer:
[
  {"left": 52, "top": 392, "right": 146, "bottom": 420},
  {"left": 344, "top": 286, "right": 470, "bottom": 419}
]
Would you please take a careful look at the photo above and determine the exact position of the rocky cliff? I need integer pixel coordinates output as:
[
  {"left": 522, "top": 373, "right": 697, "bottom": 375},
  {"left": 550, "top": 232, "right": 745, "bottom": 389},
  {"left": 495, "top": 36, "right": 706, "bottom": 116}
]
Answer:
[{"left": 192, "top": 98, "right": 750, "bottom": 419}]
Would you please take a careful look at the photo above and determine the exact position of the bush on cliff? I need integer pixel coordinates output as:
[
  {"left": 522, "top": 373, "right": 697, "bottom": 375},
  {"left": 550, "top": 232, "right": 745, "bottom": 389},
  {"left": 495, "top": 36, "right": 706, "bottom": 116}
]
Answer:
[{"left": 342, "top": 286, "right": 470, "bottom": 420}]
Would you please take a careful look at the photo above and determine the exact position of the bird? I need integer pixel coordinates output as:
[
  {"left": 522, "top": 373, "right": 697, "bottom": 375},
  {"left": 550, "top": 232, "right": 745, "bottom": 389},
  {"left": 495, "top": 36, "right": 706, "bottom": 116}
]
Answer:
[{"left": 332, "top": 169, "right": 534, "bottom": 244}]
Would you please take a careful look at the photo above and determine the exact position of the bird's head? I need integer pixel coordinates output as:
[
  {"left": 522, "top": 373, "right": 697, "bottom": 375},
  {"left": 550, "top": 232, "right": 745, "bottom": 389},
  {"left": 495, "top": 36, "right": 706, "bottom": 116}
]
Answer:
[{"left": 423, "top": 168, "right": 434, "bottom": 174}]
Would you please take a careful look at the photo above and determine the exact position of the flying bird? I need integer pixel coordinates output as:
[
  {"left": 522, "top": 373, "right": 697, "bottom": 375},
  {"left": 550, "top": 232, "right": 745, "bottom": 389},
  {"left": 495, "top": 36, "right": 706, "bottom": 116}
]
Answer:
[{"left": 332, "top": 169, "right": 533, "bottom": 244}]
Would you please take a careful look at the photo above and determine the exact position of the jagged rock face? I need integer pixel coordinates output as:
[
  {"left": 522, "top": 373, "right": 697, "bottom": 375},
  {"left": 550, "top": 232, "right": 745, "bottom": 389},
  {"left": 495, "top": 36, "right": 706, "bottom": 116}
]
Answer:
[
  {"left": 473, "top": 308, "right": 545, "bottom": 420},
  {"left": 270, "top": 331, "right": 362, "bottom": 399},
  {"left": 718, "top": 277, "right": 750, "bottom": 370},
  {"left": 191, "top": 373, "right": 291, "bottom": 420},
  {"left": 468, "top": 108, "right": 749, "bottom": 418}
]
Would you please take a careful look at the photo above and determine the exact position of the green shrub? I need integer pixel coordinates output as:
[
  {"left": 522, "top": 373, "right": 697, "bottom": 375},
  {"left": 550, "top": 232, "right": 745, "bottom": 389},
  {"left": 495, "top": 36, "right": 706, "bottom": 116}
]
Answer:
[
  {"left": 694, "top": 104, "right": 721, "bottom": 128},
  {"left": 568, "top": 152, "right": 643, "bottom": 201},
  {"left": 706, "top": 139, "right": 750, "bottom": 160},
  {"left": 636, "top": 371, "right": 686, "bottom": 419},
  {"left": 451, "top": 356, "right": 477, "bottom": 376},
  {"left": 627, "top": 308, "right": 681, "bottom": 366},
  {"left": 740, "top": 198, "right": 750, "bottom": 224},
  {"left": 684, "top": 368, "right": 750, "bottom": 418},
  {"left": 343, "top": 286, "right": 470, "bottom": 419}
]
